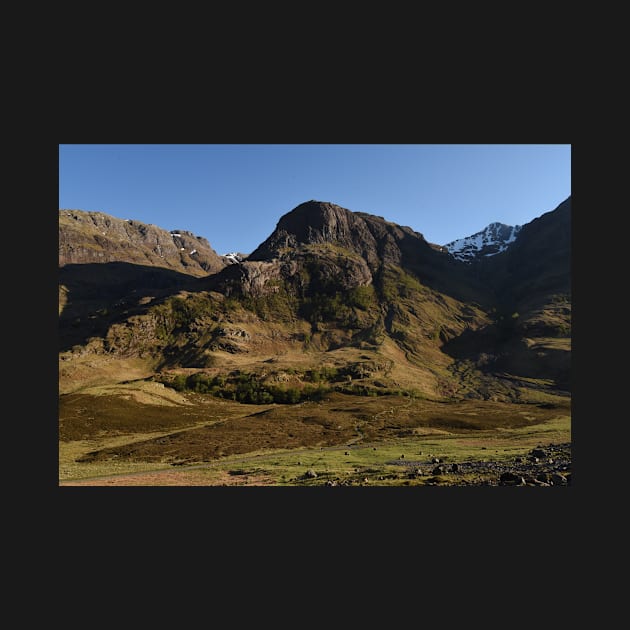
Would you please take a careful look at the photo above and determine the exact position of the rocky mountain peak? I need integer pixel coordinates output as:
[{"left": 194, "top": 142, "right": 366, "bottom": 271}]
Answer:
[
  {"left": 444, "top": 221, "right": 522, "bottom": 263},
  {"left": 248, "top": 200, "right": 375, "bottom": 260}
]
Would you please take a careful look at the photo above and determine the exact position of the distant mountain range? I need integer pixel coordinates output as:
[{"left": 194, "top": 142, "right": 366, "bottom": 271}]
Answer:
[{"left": 59, "top": 197, "right": 571, "bottom": 401}]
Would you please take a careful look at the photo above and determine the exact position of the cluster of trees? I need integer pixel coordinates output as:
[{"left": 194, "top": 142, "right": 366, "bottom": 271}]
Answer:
[
  {"left": 162, "top": 368, "right": 420, "bottom": 404},
  {"left": 165, "top": 371, "right": 329, "bottom": 404}
]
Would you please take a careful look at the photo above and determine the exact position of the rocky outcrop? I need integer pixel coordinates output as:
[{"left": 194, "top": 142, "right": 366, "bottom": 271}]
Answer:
[
  {"left": 249, "top": 200, "right": 442, "bottom": 273},
  {"left": 249, "top": 201, "right": 381, "bottom": 267},
  {"left": 59, "top": 209, "right": 226, "bottom": 276}
]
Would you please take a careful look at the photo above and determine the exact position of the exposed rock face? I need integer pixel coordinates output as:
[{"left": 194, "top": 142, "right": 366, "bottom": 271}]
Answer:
[
  {"left": 246, "top": 200, "right": 489, "bottom": 304},
  {"left": 213, "top": 260, "right": 284, "bottom": 297},
  {"left": 249, "top": 201, "right": 381, "bottom": 267},
  {"left": 249, "top": 200, "right": 439, "bottom": 273},
  {"left": 59, "top": 209, "right": 225, "bottom": 276}
]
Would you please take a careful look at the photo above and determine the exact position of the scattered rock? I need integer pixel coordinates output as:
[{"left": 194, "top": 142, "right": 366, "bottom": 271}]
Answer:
[
  {"left": 345, "top": 451, "right": 350, "bottom": 456},
  {"left": 514, "top": 457, "right": 523, "bottom": 463},
  {"left": 432, "top": 465, "right": 444, "bottom": 475},
  {"left": 400, "top": 454, "right": 405, "bottom": 459},
  {"left": 532, "top": 448, "right": 547, "bottom": 458},
  {"left": 450, "top": 463, "right": 459, "bottom": 472},
  {"left": 304, "top": 469, "right": 317, "bottom": 478},
  {"left": 432, "top": 457, "right": 440, "bottom": 464},
  {"left": 426, "top": 476, "right": 443, "bottom": 484},
  {"left": 499, "top": 472, "right": 525, "bottom": 486}
]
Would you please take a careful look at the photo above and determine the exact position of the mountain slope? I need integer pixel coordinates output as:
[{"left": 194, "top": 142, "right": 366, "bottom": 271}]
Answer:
[
  {"left": 59, "top": 209, "right": 226, "bottom": 276},
  {"left": 443, "top": 196, "right": 571, "bottom": 389}
]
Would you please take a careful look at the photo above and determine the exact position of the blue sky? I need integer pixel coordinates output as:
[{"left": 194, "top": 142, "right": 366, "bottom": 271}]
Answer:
[{"left": 59, "top": 144, "right": 571, "bottom": 255}]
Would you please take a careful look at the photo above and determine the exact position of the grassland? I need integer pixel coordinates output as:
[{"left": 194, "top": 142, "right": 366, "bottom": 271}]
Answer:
[{"left": 59, "top": 370, "right": 570, "bottom": 486}]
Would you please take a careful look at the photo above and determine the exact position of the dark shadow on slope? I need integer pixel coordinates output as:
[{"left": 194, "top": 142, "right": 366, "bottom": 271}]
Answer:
[
  {"left": 58, "top": 262, "right": 206, "bottom": 352},
  {"left": 441, "top": 322, "right": 570, "bottom": 392}
]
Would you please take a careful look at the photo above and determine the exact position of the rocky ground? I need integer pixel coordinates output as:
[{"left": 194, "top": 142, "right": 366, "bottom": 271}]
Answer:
[
  {"left": 301, "top": 443, "right": 572, "bottom": 486},
  {"left": 405, "top": 442, "right": 571, "bottom": 486}
]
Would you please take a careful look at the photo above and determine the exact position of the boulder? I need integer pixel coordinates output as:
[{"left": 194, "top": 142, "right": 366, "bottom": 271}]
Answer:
[{"left": 499, "top": 472, "right": 525, "bottom": 486}]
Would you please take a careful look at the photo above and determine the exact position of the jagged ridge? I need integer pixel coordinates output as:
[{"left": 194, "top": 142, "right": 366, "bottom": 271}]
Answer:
[{"left": 59, "top": 209, "right": 226, "bottom": 276}]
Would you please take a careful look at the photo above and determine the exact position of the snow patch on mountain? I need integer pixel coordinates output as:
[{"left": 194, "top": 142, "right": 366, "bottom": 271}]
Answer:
[
  {"left": 222, "top": 252, "right": 244, "bottom": 265},
  {"left": 444, "top": 222, "right": 521, "bottom": 263}
]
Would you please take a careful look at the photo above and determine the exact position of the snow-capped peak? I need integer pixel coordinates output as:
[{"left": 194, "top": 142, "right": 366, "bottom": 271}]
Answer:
[
  {"left": 223, "top": 252, "right": 243, "bottom": 264},
  {"left": 444, "top": 222, "right": 521, "bottom": 263}
]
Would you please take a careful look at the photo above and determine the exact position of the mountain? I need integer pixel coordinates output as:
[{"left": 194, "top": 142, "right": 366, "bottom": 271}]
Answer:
[
  {"left": 59, "top": 209, "right": 225, "bottom": 275},
  {"left": 245, "top": 200, "right": 491, "bottom": 303},
  {"left": 59, "top": 198, "right": 571, "bottom": 402},
  {"left": 59, "top": 209, "right": 227, "bottom": 352},
  {"left": 443, "top": 196, "right": 571, "bottom": 389},
  {"left": 444, "top": 222, "right": 522, "bottom": 263}
]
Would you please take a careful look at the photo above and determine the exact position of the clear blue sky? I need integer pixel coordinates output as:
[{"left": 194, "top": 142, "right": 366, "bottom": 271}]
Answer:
[{"left": 59, "top": 144, "right": 571, "bottom": 255}]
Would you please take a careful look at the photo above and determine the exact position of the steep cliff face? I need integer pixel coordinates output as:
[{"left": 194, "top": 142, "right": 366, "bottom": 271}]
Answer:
[
  {"left": 59, "top": 209, "right": 226, "bottom": 276},
  {"left": 249, "top": 200, "right": 435, "bottom": 272}
]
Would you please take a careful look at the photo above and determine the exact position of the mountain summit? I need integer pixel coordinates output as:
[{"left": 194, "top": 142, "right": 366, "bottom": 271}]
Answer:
[{"left": 444, "top": 222, "right": 522, "bottom": 263}]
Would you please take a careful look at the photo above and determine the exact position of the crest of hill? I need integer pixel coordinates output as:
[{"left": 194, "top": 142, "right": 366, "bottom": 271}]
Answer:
[
  {"left": 245, "top": 199, "right": 488, "bottom": 304},
  {"left": 59, "top": 209, "right": 226, "bottom": 276}
]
